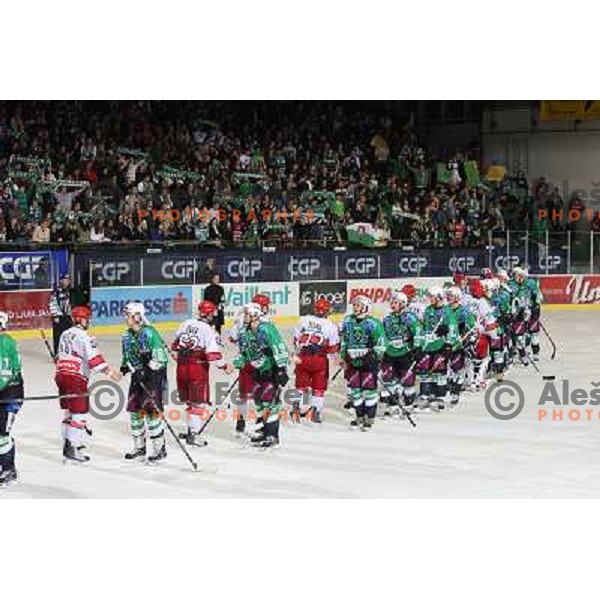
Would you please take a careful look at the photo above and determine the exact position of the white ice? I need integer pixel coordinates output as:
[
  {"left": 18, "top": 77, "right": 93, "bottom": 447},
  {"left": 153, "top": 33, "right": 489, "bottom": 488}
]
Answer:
[{"left": 2, "top": 310, "right": 598, "bottom": 498}]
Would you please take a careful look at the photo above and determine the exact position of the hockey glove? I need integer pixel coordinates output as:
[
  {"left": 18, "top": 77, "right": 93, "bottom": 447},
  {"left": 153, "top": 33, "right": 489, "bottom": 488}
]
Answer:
[
  {"left": 411, "top": 348, "right": 423, "bottom": 364},
  {"left": 275, "top": 368, "right": 289, "bottom": 387},
  {"left": 437, "top": 324, "right": 449, "bottom": 337},
  {"left": 120, "top": 365, "right": 131, "bottom": 376}
]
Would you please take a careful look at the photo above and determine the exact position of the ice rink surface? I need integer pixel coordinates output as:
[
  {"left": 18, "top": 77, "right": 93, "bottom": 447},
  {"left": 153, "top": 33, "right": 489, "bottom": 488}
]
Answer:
[{"left": 2, "top": 310, "right": 599, "bottom": 499}]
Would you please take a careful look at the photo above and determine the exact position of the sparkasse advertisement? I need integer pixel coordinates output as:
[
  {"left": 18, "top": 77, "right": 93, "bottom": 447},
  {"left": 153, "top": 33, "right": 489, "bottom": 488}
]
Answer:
[{"left": 91, "top": 286, "right": 193, "bottom": 325}]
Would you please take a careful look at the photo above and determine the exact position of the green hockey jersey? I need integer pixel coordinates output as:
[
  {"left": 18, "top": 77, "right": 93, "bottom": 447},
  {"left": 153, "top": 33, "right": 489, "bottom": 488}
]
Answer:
[
  {"left": 234, "top": 321, "right": 288, "bottom": 374},
  {"left": 421, "top": 305, "right": 459, "bottom": 352},
  {"left": 382, "top": 310, "right": 422, "bottom": 358},
  {"left": 121, "top": 325, "right": 169, "bottom": 372},
  {"left": 0, "top": 333, "right": 22, "bottom": 391},
  {"left": 340, "top": 315, "right": 386, "bottom": 368}
]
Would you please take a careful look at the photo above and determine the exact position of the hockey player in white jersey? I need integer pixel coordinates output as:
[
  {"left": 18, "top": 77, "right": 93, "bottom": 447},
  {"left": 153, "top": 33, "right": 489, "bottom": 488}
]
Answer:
[
  {"left": 172, "top": 300, "right": 233, "bottom": 446},
  {"left": 292, "top": 298, "right": 340, "bottom": 423},
  {"left": 55, "top": 306, "right": 122, "bottom": 463}
]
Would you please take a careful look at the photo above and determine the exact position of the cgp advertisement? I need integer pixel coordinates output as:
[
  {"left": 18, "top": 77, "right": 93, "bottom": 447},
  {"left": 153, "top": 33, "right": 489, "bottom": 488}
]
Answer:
[
  {"left": 0, "top": 249, "right": 69, "bottom": 291},
  {"left": 80, "top": 247, "right": 570, "bottom": 288}
]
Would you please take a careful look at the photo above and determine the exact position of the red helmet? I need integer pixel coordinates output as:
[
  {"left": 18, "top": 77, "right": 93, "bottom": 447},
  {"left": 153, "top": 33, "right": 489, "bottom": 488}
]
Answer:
[
  {"left": 470, "top": 279, "right": 484, "bottom": 299},
  {"left": 481, "top": 268, "right": 493, "bottom": 280},
  {"left": 252, "top": 294, "right": 270, "bottom": 309},
  {"left": 198, "top": 300, "right": 216, "bottom": 318},
  {"left": 314, "top": 298, "right": 331, "bottom": 316},
  {"left": 72, "top": 305, "right": 92, "bottom": 323},
  {"left": 401, "top": 284, "right": 416, "bottom": 300},
  {"left": 453, "top": 272, "right": 466, "bottom": 285}
]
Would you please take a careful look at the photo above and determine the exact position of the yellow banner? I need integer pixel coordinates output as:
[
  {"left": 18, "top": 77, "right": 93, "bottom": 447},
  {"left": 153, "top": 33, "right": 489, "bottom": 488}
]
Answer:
[
  {"left": 583, "top": 101, "right": 600, "bottom": 120},
  {"left": 540, "top": 101, "right": 586, "bottom": 121},
  {"left": 485, "top": 165, "right": 507, "bottom": 182},
  {"left": 540, "top": 100, "right": 600, "bottom": 121}
]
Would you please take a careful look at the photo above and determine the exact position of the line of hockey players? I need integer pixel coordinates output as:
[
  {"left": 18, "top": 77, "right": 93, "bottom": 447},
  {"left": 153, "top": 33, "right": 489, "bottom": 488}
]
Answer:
[{"left": 0, "top": 266, "right": 543, "bottom": 485}]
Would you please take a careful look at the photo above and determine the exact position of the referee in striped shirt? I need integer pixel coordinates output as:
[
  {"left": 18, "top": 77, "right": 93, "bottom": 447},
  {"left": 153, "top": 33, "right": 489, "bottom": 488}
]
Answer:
[{"left": 48, "top": 272, "right": 74, "bottom": 354}]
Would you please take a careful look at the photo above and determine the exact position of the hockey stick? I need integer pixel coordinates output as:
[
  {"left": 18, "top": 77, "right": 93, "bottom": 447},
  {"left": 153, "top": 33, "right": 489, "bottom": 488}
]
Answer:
[
  {"left": 192, "top": 375, "right": 239, "bottom": 438},
  {"left": 539, "top": 321, "right": 557, "bottom": 360},
  {"left": 331, "top": 366, "right": 343, "bottom": 382},
  {"left": 39, "top": 329, "right": 56, "bottom": 363},
  {"left": 135, "top": 376, "right": 198, "bottom": 471},
  {"left": 377, "top": 373, "right": 417, "bottom": 428}
]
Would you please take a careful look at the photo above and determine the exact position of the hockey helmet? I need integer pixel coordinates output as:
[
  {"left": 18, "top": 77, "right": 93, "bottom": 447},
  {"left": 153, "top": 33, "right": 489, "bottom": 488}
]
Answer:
[
  {"left": 251, "top": 293, "right": 271, "bottom": 312},
  {"left": 351, "top": 295, "right": 372, "bottom": 317},
  {"left": 401, "top": 284, "right": 416, "bottom": 300},
  {"left": 428, "top": 287, "right": 446, "bottom": 304},
  {"left": 390, "top": 291, "right": 408, "bottom": 310},
  {"left": 198, "top": 300, "right": 217, "bottom": 319},
  {"left": 446, "top": 286, "right": 462, "bottom": 303},
  {"left": 244, "top": 302, "right": 263, "bottom": 320},
  {"left": 314, "top": 298, "right": 331, "bottom": 316},
  {"left": 0, "top": 311, "right": 8, "bottom": 330},
  {"left": 123, "top": 302, "right": 148, "bottom": 325},
  {"left": 72, "top": 305, "right": 92, "bottom": 325},
  {"left": 496, "top": 269, "right": 509, "bottom": 283},
  {"left": 453, "top": 272, "right": 467, "bottom": 286}
]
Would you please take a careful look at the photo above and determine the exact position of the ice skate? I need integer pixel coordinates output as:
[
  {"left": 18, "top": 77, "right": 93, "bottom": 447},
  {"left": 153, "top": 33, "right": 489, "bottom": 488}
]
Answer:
[
  {"left": 0, "top": 466, "right": 17, "bottom": 487},
  {"left": 124, "top": 438, "right": 146, "bottom": 460}
]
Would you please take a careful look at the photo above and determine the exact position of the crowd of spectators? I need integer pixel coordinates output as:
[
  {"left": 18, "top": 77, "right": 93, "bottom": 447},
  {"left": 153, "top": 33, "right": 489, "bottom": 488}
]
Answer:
[{"left": 0, "top": 101, "right": 581, "bottom": 249}]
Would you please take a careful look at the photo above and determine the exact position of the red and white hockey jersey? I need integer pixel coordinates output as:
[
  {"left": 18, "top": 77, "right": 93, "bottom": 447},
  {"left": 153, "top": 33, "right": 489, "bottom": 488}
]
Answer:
[
  {"left": 293, "top": 316, "right": 340, "bottom": 356},
  {"left": 56, "top": 326, "right": 108, "bottom": 380},
  {"left": 172, "top": 319, "right": 224, "bottom": 364},
  {"left": 472, "top": 297, "right": 498, "bottom": 336}
]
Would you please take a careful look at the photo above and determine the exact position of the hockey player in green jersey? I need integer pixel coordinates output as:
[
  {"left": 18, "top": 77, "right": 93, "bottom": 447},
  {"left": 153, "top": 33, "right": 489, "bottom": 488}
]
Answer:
[
  {"left": 509, "top": 267, "right": 543, "bottom": 365},
  {"left": 381, "top": 291, "right": 423, "bottom": 416},
  {"left": 0, "top": 312, "right": 24, "bottom": 486},
  {"left": 446, "top": 286, "right": 477, "bottom": 404},
  {"left": 339, "top": 295, "right": 386, "bottom": 429},
  {"left": 417, "top": 287, "right": 459, "bottom": 410},
  {"left": 120, "top": 302, "right": 170, "bottom": 463},
  {"left": 233, "top": 302, "right": 289, "bottom": 448}
]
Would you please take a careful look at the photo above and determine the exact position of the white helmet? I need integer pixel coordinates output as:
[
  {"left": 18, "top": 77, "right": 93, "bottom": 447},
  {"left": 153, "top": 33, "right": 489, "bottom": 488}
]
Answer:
[
  {"left": 0, "top": 311, "right": 8, "bottom": 330},
  {"left": 446, "top": 286, "right": 462, "bottom": 303},
  {"left": 513, "top": 266, "right": 526, "bottom": 281},
  {"left": 496, "top": 269, "right": 509, "bottom": 283},
  {"left": 352, "top": 295, "right": 372, "bottom": 317},
  {"left": 244, "top": 302, "right": 262, "bottom": 319},
  {"left": 390, "top": 291, "right": 408, "bottom": 307},
  {"left": 429, "top": 287, "right": 446, "bottom": 304},
  {"left": 123, "top": 302, "right": 148, "bottom": 325},
  {"left": 481, "top": 280, "right": 496, "bottom": 296}
]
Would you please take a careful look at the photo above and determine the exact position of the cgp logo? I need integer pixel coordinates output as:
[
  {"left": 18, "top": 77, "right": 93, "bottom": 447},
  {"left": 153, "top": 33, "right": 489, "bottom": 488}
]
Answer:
[
  {"left": 539, "top": 256, "right": 561, "bottom": 270},
  {"left": 0, "top": 255, "right": 46, "bottom": 281},
  {"left": 449, "top": 256, "right": 475, "bottom": 272},
  {"left": 227, "top": 258, "right": 262, "bottom": 279},
  {"left": 398, "top": 256, "right": 428, "bottom": 274},
  {"left": 494, "top": 255, "right": 520, "bottom": 270},
  {"left": 161, "top": 260, "right": 197, "bottom": 280},
  {"left": 345, "top": 257, "right": 377, "bottom": 275},
  {"left": 288, "top": 257, "right": 321, "bottom": 278},
  {"left": 91, "top": 261, "right": 131, "bottom": 283}
]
